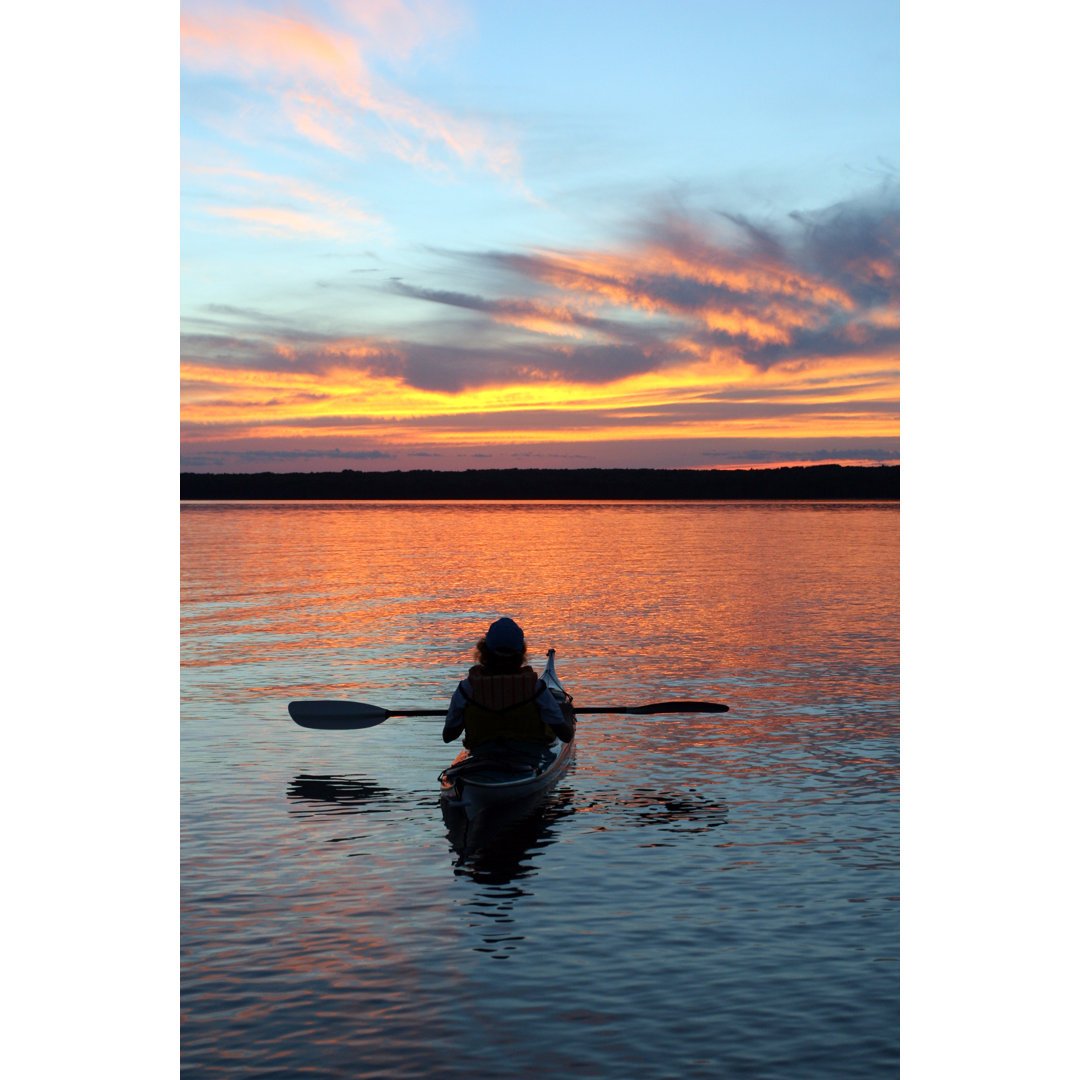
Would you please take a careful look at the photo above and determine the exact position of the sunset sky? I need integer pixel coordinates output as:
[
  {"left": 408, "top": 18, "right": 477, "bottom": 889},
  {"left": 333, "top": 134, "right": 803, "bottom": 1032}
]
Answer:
[{"left": 180, "top": 0, "right": 899, "bottom": 471}]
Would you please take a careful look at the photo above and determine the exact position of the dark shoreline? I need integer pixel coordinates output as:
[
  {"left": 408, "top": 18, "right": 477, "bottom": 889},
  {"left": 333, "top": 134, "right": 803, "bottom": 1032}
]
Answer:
[{"left": 180, "top": 464, "right": 899, "bottom": 501}]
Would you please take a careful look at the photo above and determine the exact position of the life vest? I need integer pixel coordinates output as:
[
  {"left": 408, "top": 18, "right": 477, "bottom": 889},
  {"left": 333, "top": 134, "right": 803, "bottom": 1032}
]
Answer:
[{"left": 461, "top": 666, "right": 555, "bottom": 748}]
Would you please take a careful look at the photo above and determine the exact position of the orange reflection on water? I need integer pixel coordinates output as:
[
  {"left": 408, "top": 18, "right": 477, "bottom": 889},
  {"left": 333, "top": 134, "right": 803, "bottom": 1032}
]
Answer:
[{"left": 183, "top": 501, "right": 898, "bottom": 735}]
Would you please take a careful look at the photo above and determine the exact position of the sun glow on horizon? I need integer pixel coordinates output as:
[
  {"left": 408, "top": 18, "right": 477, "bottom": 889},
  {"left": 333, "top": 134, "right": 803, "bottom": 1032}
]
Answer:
[{"left": 181, "top": 343, "right": 898, "bottom": 451}]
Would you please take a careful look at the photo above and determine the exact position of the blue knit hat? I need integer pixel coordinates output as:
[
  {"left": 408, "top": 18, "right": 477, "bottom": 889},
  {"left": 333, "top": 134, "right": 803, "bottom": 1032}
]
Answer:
[{"left": 485, "top": 617, "right": 525, "bottom": 655}]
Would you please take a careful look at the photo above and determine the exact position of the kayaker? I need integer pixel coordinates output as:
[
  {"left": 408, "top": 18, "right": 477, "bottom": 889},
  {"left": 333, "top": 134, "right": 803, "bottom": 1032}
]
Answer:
[{"left": 443, "top": 617, "right": 575, "bottom": 749}]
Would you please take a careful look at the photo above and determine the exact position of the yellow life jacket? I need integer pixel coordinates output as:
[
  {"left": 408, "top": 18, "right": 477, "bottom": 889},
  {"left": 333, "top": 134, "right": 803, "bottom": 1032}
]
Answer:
[{"left": 462, "top": 667, "right": 555, "bottom": 748}]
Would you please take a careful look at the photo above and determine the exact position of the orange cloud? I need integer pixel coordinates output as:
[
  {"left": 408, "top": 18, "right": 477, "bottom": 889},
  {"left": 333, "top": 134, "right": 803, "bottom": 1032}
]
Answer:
[
  {"left": 700, "top": 308, "right": 794, "bottom": 344},
  {"left": 521, "top": 242, "right": 853, "bottom": 318}
]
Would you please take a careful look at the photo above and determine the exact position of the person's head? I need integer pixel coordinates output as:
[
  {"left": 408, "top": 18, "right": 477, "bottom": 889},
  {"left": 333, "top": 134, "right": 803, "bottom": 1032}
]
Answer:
[{"left": 474, "top": 616, "right": 527, "bottom": 672}]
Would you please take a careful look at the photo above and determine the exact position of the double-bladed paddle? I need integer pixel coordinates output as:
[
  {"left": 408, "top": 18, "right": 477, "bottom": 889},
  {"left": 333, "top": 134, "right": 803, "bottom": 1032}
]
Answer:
[{"left": 288, "top": 698, "right": 729, "bottom": 730}]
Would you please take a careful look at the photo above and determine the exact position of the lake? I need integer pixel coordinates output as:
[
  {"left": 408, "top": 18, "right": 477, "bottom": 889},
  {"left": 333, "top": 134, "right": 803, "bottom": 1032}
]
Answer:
[{"left": 181, "top": 500, "right": 899, "bottom": 1078}]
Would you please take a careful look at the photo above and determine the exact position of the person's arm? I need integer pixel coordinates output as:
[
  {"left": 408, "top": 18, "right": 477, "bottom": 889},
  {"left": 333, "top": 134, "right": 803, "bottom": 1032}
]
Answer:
[
  {"left": 443, "top": 683, "right": 469, "bottom": 743},
  {"left": 537, "top": 684, "right": 575, "bottom": 742}
]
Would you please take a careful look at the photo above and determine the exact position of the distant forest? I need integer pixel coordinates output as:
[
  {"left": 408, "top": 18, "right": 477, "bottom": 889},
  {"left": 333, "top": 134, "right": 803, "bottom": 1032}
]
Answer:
[{"left": 181, "top": 464, "right": 899, "bottom": 501}]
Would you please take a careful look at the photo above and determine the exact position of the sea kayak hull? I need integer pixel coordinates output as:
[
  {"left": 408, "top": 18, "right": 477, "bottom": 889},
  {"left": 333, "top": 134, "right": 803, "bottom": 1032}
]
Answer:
[{"left": 438, "top": 736, "right": 574, "bottom": 812}]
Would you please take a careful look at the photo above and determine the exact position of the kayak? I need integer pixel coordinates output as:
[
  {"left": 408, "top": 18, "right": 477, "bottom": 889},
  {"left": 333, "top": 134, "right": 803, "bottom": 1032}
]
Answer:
[{"left": 438, "top": 648, "right": 575, "bottom": 814}]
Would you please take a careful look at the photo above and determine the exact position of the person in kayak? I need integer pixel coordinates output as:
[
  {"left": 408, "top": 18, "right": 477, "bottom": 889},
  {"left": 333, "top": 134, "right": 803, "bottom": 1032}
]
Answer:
[{"left": 443, "top": 617, "right": 575, "bottom": 749}]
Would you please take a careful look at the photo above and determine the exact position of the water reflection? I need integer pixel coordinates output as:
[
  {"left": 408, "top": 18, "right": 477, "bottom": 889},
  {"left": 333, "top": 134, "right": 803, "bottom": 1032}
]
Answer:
[
  {"left": 445, "top": 788, "right": 577, "bottom": 959},
  {"left": 578, "top": 786, "right": 729, "bottom": 839},
  {"left": 286, "top": 773, "right": 406, "bottom": 815},
  {"left": 444, "top": 787, "right": 576, "bottom": 884}
]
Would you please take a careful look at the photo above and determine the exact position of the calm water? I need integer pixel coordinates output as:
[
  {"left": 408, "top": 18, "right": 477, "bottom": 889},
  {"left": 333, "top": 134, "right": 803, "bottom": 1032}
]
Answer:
[{"left": 181, "top": 501, "right": 899, "bottom": 1078}]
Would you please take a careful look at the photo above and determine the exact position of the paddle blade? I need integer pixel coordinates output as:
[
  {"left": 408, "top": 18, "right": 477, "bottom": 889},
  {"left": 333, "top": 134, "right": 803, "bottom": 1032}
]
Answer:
[
  {"left": 288, "top": 700, "right": 391, "bottom": 730},
  {"left": 631, "top": 701, "right": 729, "bottom": 714},
  {"left": 574, "top": 701, "right": 730, "bottom": 715}
]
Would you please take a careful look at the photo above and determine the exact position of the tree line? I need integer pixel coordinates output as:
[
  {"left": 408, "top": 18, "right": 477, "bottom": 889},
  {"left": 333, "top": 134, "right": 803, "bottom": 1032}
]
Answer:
[{"left": 180, "top": 464, "right": 899, "bottom": 500}]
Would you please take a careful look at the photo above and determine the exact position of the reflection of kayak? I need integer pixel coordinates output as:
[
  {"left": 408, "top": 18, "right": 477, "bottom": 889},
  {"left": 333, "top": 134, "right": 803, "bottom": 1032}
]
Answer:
[
  {"left": 442, "top": 786, "right": 575, "bottom": 882},
  {"left": 438, "top": 649, "right": 575, "bottom": 814}
]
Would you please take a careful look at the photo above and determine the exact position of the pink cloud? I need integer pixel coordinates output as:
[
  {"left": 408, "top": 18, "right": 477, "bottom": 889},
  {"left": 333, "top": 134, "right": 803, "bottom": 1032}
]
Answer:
[
  {"left": 180, "top": 10, "right": 363, "bottom": 87},
  {"left": 181, "top": 3, "right": 521, "bottom": 183},
  {"left": 205, "top": 205, "right": 346, "bottom": 238}
]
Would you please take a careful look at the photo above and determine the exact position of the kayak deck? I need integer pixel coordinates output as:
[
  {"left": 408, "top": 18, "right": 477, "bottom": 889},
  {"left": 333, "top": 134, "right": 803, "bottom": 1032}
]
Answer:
[
  {"left": 442, "top": 740, "right": 561, "bottom": 784},
  {"left": 439, "top": 737, "right": 573, "bottom": 809}
]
